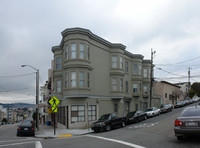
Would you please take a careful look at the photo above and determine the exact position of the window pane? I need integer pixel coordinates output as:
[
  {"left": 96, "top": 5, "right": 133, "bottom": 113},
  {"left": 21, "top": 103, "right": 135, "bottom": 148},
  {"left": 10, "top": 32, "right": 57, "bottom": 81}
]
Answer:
[
  {"left": 143, "top": 69, "right": 147, "bottom": 78},
  {"left": 79, "top": 106, "right": 84, "bottom": 110},
  {"left": 133, "top": 64, "right": 138, "bottom": 75},
  {"left": 65, "top": 45, "right": 68, "bottom": 60},
  {"left": 86, "top": 45, "right": 90, "bottom": 60},
  {"left": 72, "top": 117, "right": 77, "bottom": 122},
  {"left": 72, "top": 106, "right": 77, "bottom": 111},
  {"left": 56, "top": 57, "right": 61, "bottom": 70},
  {"left": 112, "top": 56, "right": 117, "bottom": 68},
  {"left": 71, "top": 72, "right": 76, "bottom": 87},
  {"left": 71, "top": 43, "right": 76, "bottom": 59},
  {"left": 120, "top": 56, "right": 123, "bottom": 69},
  {"left": 79, "top": 44, "right": 84, "bottom": 59},
  {"left": 78, "top": 111, "right": 84, "bottom": 116},
  {"left": 65, "top": 73, "right": 68, "bottom": 88},
  {"left": 56, "top": 81, "right": 61, "bottom": 93}
]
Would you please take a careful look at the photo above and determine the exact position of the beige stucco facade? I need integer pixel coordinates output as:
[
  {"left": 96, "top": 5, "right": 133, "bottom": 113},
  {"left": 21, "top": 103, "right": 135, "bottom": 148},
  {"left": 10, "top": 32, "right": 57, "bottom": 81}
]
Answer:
[
  {"left": 154, "top": 81, "right": 181, "bottom": 105},
  {"left": 51, "top": 28, "right": 151, "bottom": 129}
]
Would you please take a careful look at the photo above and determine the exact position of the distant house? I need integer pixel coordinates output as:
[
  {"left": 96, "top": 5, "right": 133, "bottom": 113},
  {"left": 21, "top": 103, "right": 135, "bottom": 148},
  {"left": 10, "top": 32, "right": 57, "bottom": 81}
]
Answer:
[
  {"left": 174, "top": 82, "right": 189, "bottom": 100},
  {"left": 154, "top": 81, "right": 181, "bottom": 105}
]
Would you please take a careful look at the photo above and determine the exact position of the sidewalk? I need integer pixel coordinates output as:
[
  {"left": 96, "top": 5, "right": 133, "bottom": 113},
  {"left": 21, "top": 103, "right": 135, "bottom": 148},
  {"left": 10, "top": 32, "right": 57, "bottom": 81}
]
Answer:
[{"left": 35, "top": 124, "right": 93, "bottom": 138}]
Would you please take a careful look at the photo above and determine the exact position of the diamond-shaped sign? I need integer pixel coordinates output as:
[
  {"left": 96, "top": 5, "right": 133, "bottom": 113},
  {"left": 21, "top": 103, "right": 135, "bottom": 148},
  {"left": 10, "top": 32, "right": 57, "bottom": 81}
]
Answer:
[
  {"left": 52, "top": 106, "right": 57, "bottom": 112},
  {"left": 49, "top": 96, "right": 60, "bottom": 106}
]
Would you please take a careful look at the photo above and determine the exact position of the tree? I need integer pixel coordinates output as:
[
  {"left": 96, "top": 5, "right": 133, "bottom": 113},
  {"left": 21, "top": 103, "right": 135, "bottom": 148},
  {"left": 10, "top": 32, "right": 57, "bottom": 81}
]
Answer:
[
  {"left": 191, "top": 82, "right": 200, "bottom": 97},
  {"left": 2, "top": 118, "right": 8, "bottom": 123}
]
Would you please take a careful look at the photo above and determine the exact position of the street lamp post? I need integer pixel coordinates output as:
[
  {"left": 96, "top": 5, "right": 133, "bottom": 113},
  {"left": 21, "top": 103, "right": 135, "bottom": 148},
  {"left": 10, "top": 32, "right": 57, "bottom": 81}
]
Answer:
[{"left": 21, "top": 65, "right": 39, "bottom": 131}]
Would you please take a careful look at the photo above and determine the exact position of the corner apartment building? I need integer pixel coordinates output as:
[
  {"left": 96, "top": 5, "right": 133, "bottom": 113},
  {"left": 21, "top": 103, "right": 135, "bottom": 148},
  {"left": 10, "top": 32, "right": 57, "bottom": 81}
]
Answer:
[{"left": 51, "top": 28, "right": 151, "bottom": 129}]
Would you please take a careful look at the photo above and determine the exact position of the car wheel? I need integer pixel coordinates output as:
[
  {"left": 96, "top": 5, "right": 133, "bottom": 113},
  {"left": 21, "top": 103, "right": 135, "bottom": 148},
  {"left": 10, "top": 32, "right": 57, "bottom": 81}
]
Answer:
[
  {"left": 177, "top": 136, "right": 184, "bottom": 140},
  {"left": 121, "top": 121, "right": 126, "bottom": 127},
  {"left": 144, "top": 116, "right": 147, "bottom": 120},
  {"left": 105, "top": 124, "right": 111, "bottom": 131},
  {"left": 94, "top": 130, "right": 99, "bottom": 133}
]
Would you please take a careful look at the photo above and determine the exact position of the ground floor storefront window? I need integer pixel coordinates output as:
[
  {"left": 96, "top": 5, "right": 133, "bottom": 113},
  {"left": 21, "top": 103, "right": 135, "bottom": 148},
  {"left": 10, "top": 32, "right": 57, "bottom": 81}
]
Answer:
[
  {"left": 88, "top": 105, "right": 96, "bottom": 121},
  {"left": 71, "top": 105, "right": 85, "bottom": 122}
]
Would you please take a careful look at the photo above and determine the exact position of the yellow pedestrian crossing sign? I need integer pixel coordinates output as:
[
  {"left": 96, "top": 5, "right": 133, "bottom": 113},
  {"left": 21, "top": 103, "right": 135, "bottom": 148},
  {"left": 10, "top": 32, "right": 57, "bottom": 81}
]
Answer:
[
  {"left": 52, "top": 106, "right": 58, "bottom": 112},
  {"left": 49, "top": 96, "right": 60, "bottom": 106}
]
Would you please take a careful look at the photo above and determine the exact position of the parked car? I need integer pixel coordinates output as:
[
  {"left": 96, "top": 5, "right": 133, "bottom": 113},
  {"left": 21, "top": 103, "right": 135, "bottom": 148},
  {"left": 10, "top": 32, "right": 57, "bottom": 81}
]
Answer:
[
  {"left": 160, "top": 104, "right": 172, "bottom": 113},
  {"left": 174, "top": 102, "right": 184, "bottom": 108},
  {"left": 174, "top": 106, "right": 200, "bottom": 140},
  {"left": 126, "top": 110, "right": 147, "bottom": 124},
  {"left": 167, "top": 104, "right": 174, "bottom": 110},
  {"left": 145, "top": 107, "right": 160, "bottom": 117},
  {"left": 17, "top": 120, "right": 35, "bottom": 136},
  {"left": 91, "top": 113, "right": 126, "bottom": 133}
]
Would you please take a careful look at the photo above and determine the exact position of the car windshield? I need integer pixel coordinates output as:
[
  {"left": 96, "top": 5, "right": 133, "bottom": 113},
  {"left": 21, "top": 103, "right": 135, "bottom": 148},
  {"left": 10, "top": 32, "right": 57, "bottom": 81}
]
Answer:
[
  {"left": 127, "top": 111, "right": 136, "bottom": 117},
  {"left": 145, "top": 108, "right": 153, "bottom": 112},
  {"left": 99, "top": 114, "right": 110, "bottom": 120},
  {"left": 181, "top": 108, "right": 200, "bottom": 117},
  {"left": 20, "top": 122, "right": 32, "bottom": 127}
]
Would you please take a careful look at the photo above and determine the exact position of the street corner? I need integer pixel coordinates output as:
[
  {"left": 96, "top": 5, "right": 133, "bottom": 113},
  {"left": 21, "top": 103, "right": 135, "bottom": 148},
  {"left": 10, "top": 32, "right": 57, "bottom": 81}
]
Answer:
[{"left": 57, "top": 134, "right": 72, "bottom": 138}]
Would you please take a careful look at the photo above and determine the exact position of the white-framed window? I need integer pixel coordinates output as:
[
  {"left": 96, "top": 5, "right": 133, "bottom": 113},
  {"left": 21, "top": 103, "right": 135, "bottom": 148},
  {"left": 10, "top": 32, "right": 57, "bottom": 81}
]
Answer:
[
  {"left": 112, "top": 79, "right": 117, "bottom": 91},
  {"left": 148, "top": 69, "right": 151, "bottom": 78},
  {"left": 65, "top": 45, "right": 68, "bottom": 60},
  {"left": 87, "top": 72, "right": 90, "bottom": 88},
  {"left": 86, "top": 45, "right": 90, "bottom": 61},
  {"left": 133, "top": 64, "right": 138, "bottom": 75},
  {"left": 56, "top": 57, "right": 61, "bottom": 70},
  {"left": 71, "top": 105, "right": 85, "bottom": 122},
  {"left": 112, "top": 56, "right": 117, "bottom": 68},
  {"left": 139, "top": 64, "right": 142, "bottom": 75},
  {"left": 133, "top": 83, "right": 138, "bottom": 93},
  {"left": 120, "top": 56, "right": 123, "bottom": 69},
  {"left": 56, "top": 80, "right": 61, "bottom": 93},
  {"left": 65, "top": 73, "right": 68, "bottom": 88},
  {"left": 79, "top": 72, "right": 84, "bottom": 87},
  {"left": 143, "top": 69, "right": 148, "bottom": 78},
  {"left": 125, "top": 81, "right": 128, "bottom": 93},
  {"left": 79, "top": 43, "right": 84, "bottom": 59},
  {"left": 88, "top": 105, "right": 96, "bottom": 121},
  {"left": 71, "top": 43, "right": 76, "bottom": 59},
  {"left": 71, "top": 72, "right": 76, "bottom": 87},
  {"left": 144, "top": 85, "right": 148, "bottom": 94},
  {"left": 120, "top": 78, "right": 123, "bottom": 91},
  {"left": 125, "top": 61, "right": 128, "bottom": 73}
]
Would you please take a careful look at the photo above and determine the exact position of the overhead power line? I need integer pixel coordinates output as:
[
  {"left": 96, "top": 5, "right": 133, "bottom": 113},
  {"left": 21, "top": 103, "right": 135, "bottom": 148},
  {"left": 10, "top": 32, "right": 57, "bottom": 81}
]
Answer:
[
  {"left": 0, "top": 72, "right": 35, "bottom": 78},
  {"left": 155, "top": 67, "right": 186, "bottom": 77},
  {"left": 155, "top": 56, "right": 200, "bottom": 66}
]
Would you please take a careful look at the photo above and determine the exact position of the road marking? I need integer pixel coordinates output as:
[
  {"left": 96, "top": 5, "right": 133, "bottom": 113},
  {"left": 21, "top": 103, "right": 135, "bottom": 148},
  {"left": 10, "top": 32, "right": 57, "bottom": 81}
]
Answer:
[
  {"left": 128, "top": 122, "right": 159, "bottom": 129},
  {"left": 0, "top": 138, "right": 36, "bottom": 143},
  {"left": 35, "top": 141, "right": 42, "bottom": 148},
  {"left": 0, "top": 141, "right": 34, "bottom": 147},
  {"left": 85, "top": 135, "right": 146, "bottom": 148}
]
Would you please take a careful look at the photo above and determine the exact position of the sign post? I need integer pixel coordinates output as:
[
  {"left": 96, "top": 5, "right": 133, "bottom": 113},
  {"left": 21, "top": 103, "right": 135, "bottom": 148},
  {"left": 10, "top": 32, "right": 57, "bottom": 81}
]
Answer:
[{"left": 49, "top": 96, "right": 60, "bottom": 135}]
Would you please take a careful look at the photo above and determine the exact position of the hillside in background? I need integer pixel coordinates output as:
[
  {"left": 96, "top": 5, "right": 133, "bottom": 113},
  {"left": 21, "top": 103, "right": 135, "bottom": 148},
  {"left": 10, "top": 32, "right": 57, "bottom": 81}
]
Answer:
[{"left": 0, "top": 103, "right": 35, "bottom": 109}]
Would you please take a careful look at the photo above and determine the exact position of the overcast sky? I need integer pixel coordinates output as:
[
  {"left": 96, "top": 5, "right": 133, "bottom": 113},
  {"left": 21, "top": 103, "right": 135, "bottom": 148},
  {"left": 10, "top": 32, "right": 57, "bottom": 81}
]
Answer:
[{"left": 0, "top": 0, "right": 200, "bottom": 104}]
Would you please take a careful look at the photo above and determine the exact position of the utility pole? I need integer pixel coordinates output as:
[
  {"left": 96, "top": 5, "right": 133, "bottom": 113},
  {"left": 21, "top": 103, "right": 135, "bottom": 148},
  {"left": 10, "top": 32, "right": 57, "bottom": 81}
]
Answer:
[
  {"left": 188, "top": 67, "right": 191, "bottom": 94},
  {"left": 150, "top": 49, "right": 156, "bottom": 107}
]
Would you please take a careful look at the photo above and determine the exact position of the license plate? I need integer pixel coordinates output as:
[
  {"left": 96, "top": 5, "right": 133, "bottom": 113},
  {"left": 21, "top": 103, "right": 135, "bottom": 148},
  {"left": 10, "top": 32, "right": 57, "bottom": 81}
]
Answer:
[
  {"left": 24, "top": 128, "right": 28, "bottom": 130},
  {"left": 186, "top": 122, "right": 198, "bottom": 127}
]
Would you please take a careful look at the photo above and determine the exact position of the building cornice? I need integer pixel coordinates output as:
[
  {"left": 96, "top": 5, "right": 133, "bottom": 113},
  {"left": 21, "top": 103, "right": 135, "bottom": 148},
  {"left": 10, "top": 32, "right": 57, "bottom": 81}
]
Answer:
[
  {"left": 124, "top": 50, "right": 144, "bottom": 59},
  {"left": 59, "top": 27, "right": 126, "bottom": 50}
]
